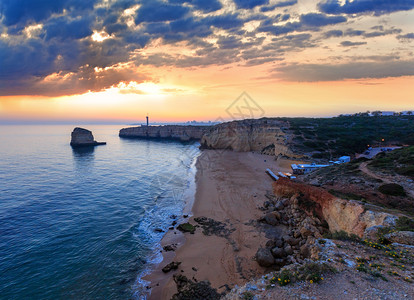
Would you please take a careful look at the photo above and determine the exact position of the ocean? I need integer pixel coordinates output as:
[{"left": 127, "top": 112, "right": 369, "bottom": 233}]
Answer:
[{"left": 0, "top": 125, "right": 200, "bottom": 299}]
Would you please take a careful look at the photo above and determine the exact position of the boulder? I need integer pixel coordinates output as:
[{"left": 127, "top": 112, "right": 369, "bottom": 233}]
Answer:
[
  {"left": 274, "top": 201, "right": 284, "bottom": 211},
  {"left": 271, "top": 247, "right": 285, "bottom": 258},
  {"left": 363, "top": 225, "right": 385, "bottom": 241},
  {"left": 264, "top": 213, "right": 278, "bottom": 226},
  {"left": 274, "top": 239, "right": 284, "bottom": 248},
  {"left": 162, "top": 261, "right": 181, "bottom": 273},
  {"left": 286, "top": 237, "right": 300, "bottom": 246},
  {"left": 265, "top": 240, "right": 276, "bottom": 248},
  {"left": 384, "top": 231, "right": 414, "bottom": 245},
  {"left": 284, "top": 245, "right": 294, "bottom": 255},
  {"left": 70, "top": 127, "right": 106, "bottom": 147},
  {"left": 256, "top": 248, "right": 274, "bottom": 267},
  {"left": 300, "top": 244, "right": 310, "bottom": 258},
  {"left": 177, "top": 223, "right": 196, "bottom": 234}
]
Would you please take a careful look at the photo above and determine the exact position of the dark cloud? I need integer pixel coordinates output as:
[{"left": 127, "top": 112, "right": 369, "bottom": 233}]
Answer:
[
  {"left": 324, "top": 30, "right": 343, "bottom": 38},
  {"left": 234, "top": 0, "right": 269, "bottom": 9},
  {"left": 135, "top": 1, "right": 190, "bottom": 24},
  {"left": 43, "top": 16, "right": 93, "bottom": 41},
  {"left": 318, "top": 0, "right": 414, "bottom": 16},
  {"left": 0, "top": 64, "right": 150, "bottom": 96},
  {"left": 258, "top": 13, "right": 346, "bottom": 36},
  {"left": 274, "top": 60, "right": 414, "bottom": 81},
  {"left": 0, "top": 0, "right": 412, "bottom": 96},
  {"left": 260, "top": 0, "right": 297, "bottom": 12},
  {"left": 0, "top": 0, "right": 97, "bottom": 26},
  {"left": 340, "top": 40, "right": 367, "bottom": 47},
  {"left": 300, "top": 13, "right": 347, "bottom": 27},
  {"left": 344, "top": 29, "right": 365, "bottom": 36},
  {"left": 364, "top": 28, "right": 401, "bottom": 38},
  {"left": 397, "top": 33, "right": 414, "bottom": 41},
  {"left": 178, "top": 0, "right": 223, "bottom": 13}
]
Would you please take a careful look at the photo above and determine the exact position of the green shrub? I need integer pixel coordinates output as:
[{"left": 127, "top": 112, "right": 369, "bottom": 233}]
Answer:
[
  {"left": 324, "top": 230, "right": 361, "bottom": 242},
  {"left": 177, "top": 223, "right": 196, "bottom": 234},
  {"left": 396, "top": 216, "right": 414, "bottom": 232},
  {"left": 378, "top": 183, "right": 406, "bottom": 196}
]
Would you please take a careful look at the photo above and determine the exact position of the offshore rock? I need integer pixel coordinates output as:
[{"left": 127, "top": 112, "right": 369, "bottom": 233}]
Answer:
[
  {"left": 70, "top": 127, "right": 106, "bottom": 147},
  {"left": 119, "top": 125, "right": 209, "bottom": 142}
]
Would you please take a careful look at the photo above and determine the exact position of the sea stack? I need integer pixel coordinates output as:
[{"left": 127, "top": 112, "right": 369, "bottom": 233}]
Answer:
[{"left": 70, "top": 127, "right": 106, "bottom": 147}]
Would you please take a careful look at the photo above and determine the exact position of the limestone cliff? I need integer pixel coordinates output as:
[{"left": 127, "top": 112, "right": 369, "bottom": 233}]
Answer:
[
  {"left": 272, "top": 178, "right": 397, "bottom": 237},
  {"left": 119, "top": 125, "right": 209, "bottom": 142},
  {"left": 200, "top": 118, "right": 299, "bottom": 157},
  {"left": 70, "top": 127, "right": 106, "bottom": 147}
]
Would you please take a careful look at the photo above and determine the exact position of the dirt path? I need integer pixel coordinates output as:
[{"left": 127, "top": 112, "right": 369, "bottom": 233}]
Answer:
[{"left": 359, "top": 162, "right": 414, "bottom": 198}]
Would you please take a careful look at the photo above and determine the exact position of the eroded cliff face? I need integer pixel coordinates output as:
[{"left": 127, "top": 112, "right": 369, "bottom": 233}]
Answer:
[
  {"left": 119, "top": 125, "right": 209, "bottom": 142},
  {"left": 273, "top": 178, "right": 397, "bottom": 237},
  {"left": 201, "top": 118, "right": 299, "bottom": 157}
]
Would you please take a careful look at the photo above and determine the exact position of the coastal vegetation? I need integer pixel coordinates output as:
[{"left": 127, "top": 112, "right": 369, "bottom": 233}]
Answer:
[{"left": 280, "top": 115, "right": 414, "bottom": 158}]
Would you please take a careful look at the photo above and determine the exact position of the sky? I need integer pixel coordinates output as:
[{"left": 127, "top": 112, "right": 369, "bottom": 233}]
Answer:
[{"left": 0, "top": 0, "right": 413, "bottom": 123}]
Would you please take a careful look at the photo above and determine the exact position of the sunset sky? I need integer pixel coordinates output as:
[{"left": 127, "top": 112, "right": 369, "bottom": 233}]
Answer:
[{"left": 0, "top": 0, "right": 413, "bottom": 123}]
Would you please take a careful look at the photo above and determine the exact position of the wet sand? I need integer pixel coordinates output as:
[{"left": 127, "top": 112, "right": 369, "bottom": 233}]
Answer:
[{"left": 144, "top": 150, "right": 300, "bottom": 299}]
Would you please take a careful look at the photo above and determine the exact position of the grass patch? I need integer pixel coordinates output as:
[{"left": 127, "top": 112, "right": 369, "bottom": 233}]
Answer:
[
  {"left": 396, "top": 216, "right": 414, "bottom": 232},
  {"left": 241, "top": 291, "right": 254, "bottom": 300},
  {"left": 328, "top": 189, "right": 366, "bottom": 201},
  {"left": 324, "top": 230, "right": 361, "bottom": 242}
]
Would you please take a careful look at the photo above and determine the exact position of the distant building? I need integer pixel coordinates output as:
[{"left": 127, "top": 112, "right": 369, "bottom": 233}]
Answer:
[{"left": 291, "top": 163, "right": 330, "bottom": 175}]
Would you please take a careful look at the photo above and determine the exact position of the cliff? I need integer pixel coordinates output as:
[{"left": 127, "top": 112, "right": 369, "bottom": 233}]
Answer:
[
  {"left": 70, "top": 127, "right": 106, "bottom": 147},
  {"left": 272, "top": 178, "right": 397, "bottom": 238},
  {"left": 119, "top": 125, "right": 209, "bottom": 142},
  {"left": 200, "top": 118, "right": 300, "bottom": 158}
]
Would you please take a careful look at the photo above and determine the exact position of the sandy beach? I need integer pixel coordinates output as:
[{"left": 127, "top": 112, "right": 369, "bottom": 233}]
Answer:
[{"left": 144, "top": 150, "right": 302, "bottom": 299}]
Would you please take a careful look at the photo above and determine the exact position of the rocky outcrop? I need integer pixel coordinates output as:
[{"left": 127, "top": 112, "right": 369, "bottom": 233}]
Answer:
[
  {"left": 273, "top": 178, "right": 397, "bottom": 238},
  {"left": 171, "top": 274, "right": 223, "bottom": 300},
  {"left": 384, "top": 231, "right": 414, "bottom": 245},
  {"left": 200, "top": 118, "right": 299, "bottom": 157},
  {"left": 119, "top": 125, "right": 209, "bottom": 142},
  {"left": 70, "top": 127, "right": 106, "bottom": 147}
]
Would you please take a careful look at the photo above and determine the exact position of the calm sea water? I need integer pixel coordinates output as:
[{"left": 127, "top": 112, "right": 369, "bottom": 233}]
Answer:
[{"left": 0, "top": 125, "right": 199, "bottom": 299}]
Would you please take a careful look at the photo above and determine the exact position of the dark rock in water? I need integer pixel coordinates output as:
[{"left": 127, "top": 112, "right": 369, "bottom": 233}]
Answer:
[
  {"left": 163, "top": 245, "right": 176, "bottom": 252},
  {"left": 70, "top": 127, "right": 106, "bottom": 147},
  {"left": 172, "top": 220, "right": 177, "bottom": 226},
  {"left": 171, "top": 274, "right": 223, "bottom": 300},
  {"left": 256, "top": 248, "right": 274, "bottom": 267},
  {"left": 177, "top": 222, "right": 196, "bottom": 234},
  {"left": 162, "top": 261, "right": 181, "bottom": 273},
  {"left": 154, "top": 228, "right": 164, "bottom": 233}
]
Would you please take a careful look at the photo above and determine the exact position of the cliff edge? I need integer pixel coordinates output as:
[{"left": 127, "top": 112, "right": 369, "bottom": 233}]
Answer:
[
  {"left": 119, "top": 125, "right": 209, "bottom": 142},
  {"left": 201, "top": 118, "right": 300, "bottom": 158}
]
